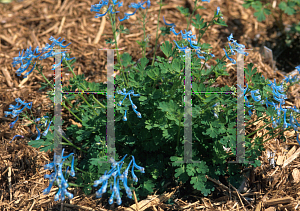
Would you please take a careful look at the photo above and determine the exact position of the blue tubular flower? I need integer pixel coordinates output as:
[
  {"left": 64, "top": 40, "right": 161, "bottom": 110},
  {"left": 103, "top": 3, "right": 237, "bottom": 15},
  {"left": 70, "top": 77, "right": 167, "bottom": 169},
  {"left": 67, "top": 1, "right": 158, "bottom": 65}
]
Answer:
[
  {"left": 10, "top": 134, "right": 24, "bottom": 143},
  {"left": 49, "top": 36, "right": 71, "bottom": 48},
  {"left": 128, "top": 2, "right": 142, "bottom": 9},
  {"left": 70, "top": 156, "right": 75, "bottom": 177},
  {"left": 163, "top": 16, "right": 175, "bottom": 27},
  {"left": 118, "top": 15, "right": 130, "bottom": 22},
  {"left": 290, "top": 106, "right": 300, "bottom": 113},
  {"left": 23, "top": 63, "right": 36, "bottom": 78},
  {"left": 132, "top": 156, "right": 145, "bottom": 173},
  {"left": 95, "top": 4, "right": 112, "bottom": 18},
  {"left": 140, "top": 0, "right": 151, "bottom": 9},
  {"left": 216, "top": 7, "right": 220, "bottom": 15},
  {"left": 122, "top": 110, "right": 128, "bottom": 121},
  {"left": 109, "top": 186, "right": 115, "bottom": 205},
  {"left": 42, "top": 120, "right": 52, "bottom": 136},
  {"left": 187, "top": 38, "right": 199, "bottom": 49},
  {"left": 170, "top": 27, "right": 182, "bottom": 36},
  {"left": 250, "top": 89, "right": 261, "bottom": 102},
  {"left": 125, "top": 8, "right": 138, "bottom": 16},
  {"left": 96, "top": 179, "right": 108, "bottom": 198},
  {"left": 9, "top": 115, "right": 19, "bottom": 129},
  {"left": 131, "top": 163, "right": 138, "bottom": 183},
  {"left": 115, "top": 179, "right": 122, "bottom": 205},
  {"left": 90, "top": 0, "right": 109, "bottom": 12},
  {"left": 223, "top": 48, "right": 236, "bottom": 64},
  {"left": 265, "top": 98, "right": 276, "bottom": 109}
]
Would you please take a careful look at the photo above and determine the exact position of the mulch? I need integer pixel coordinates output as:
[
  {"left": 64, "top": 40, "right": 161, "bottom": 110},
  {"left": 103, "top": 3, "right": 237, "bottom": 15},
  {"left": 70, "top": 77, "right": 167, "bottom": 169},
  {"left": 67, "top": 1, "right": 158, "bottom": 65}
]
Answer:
[{"left": 1, "top": 0, "right": 300, "bottom": 210}]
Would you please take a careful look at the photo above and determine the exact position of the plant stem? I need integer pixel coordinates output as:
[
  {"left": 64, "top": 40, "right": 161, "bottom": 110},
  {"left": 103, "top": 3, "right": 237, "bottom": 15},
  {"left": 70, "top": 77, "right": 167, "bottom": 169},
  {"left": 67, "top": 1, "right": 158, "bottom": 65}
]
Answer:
[
  {"left": 151, "top": 0, "right": 163, "bottom": 66},
  {"left": 109, "top": 6, "right": 129, "bottom": 88},
  {"left": 62, "top": 101, "right": 83, "bottom": 123},
  {"left": 61, "top": 135, "right": 87, "bottom": 153},
  {"left": 197, "top": 17, "right": 216, "bottom": 44},
  {"left": 63, "top": 57, "right": 106, "bottom": 109},
  {"left": 141, "top": 8, "right": 149, "bottom": 58},
  {"left": 186, "top": 0, "right": 198, "bottom": 31},
  {"left": 78, "top": 94, "right": 99, "bottom": 116}
]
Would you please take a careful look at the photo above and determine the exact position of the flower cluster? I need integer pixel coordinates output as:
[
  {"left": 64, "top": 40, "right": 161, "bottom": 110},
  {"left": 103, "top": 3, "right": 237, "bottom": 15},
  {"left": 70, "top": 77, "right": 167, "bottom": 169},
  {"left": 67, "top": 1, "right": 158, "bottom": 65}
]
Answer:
[
  {"left": 117, "top": 88, "right": 142, "bottom": 121},
  {"left": 43, "top": 148, "right": 75, "bottom": 202},
  {"left": 223, "top": 33, "right": 249, "bottom": 64},
  {"left": 4, "top": 98, "right": 32, "bottom": 129},
  {"left": 90, "top": 0, "right": 150, "bottom": 22},
  {"left": 12, "top": 36, "right": 74, "bottom": 78},
  {"left": 163, "top": 10, "right": 218, "bottom": 60},
  {"left": 238, "top": 65, "right": 300, "bottom": 143},
  {"left": 93, "top": 155, "right": 145, "bottom": 205}
]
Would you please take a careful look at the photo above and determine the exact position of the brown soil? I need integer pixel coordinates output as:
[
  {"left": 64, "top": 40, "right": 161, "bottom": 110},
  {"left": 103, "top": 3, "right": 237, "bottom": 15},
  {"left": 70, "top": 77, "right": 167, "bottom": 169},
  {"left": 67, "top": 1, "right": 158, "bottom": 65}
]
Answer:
[{"left": 1, "top": 0, "right": 300, "bottom": 210}]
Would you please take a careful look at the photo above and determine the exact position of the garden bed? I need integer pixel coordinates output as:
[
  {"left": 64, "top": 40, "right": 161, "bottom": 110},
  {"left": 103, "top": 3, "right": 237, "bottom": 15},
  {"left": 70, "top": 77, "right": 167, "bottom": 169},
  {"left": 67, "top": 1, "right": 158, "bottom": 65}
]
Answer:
[{"left": 0, "top": 0, "right": 300, "bottom": 210}]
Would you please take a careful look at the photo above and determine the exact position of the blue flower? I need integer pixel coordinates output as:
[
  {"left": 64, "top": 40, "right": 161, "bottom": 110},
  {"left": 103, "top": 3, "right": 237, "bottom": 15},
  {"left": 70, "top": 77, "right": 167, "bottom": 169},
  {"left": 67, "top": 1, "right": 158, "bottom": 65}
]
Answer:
[
  {"left": 13, "top": 37, "right": 72, "bottom": 78},
  {"left": 223, "top": 48, "right": 236, "bottom": 64},
  {"left": 163, "top": 16, "right": 175, "bottom": 27},
  {"left": 43, "top": 149, "right": 75, "bottom": 202},
  {"left": 250, "top": 89, "right": 261, "bottom": 102},
  {"left": 125, "top": 8, "right": 138, "bottom": 16},
  {"left": 10, "top": 134, "right": 24, "bottom": 143},
  {"left": 216, "top": 7, "right": 220, "bottom": 15},
  {"left": 118, "top": 15, "right": 130, "bottom": 22},
  {"left": 94, "top": 155, "right": 144, "bottom": 205},
  {"left": 117, "top": 88, "right": 142, "bottom": 120},
  {"left": 223, "top": 34, "right": 249, "bottom": 64}
]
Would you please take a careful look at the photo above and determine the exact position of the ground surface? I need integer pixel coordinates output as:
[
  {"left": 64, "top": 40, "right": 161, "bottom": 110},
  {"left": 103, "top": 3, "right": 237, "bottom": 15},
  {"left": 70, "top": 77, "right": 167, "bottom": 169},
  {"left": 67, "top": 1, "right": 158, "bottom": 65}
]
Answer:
[{"left": 1, "top": 0, "right": 300, "bottom": 210}]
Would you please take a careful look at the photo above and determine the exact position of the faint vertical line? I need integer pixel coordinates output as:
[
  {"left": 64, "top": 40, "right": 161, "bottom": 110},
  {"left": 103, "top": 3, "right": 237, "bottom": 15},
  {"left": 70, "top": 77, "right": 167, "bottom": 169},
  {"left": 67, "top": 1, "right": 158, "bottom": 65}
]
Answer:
[
  {"left": 229, "top": 52, "right": 253, "bottom": 164},
  {"left": 106, "top": 49, "right": 115, "bottom": 161},
  {"left": 54, "top": 48, "right": 63, "bottom": 165},
  {"left": 176, "top": 49, "right": 200, "bottom": 164}
]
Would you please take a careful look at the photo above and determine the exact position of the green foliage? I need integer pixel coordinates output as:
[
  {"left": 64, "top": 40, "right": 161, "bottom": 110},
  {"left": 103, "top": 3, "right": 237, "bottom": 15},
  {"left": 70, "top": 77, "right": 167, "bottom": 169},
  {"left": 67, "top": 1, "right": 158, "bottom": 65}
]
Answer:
[{"left": 26, "top": 0, "right": 283, "bottom": 204}]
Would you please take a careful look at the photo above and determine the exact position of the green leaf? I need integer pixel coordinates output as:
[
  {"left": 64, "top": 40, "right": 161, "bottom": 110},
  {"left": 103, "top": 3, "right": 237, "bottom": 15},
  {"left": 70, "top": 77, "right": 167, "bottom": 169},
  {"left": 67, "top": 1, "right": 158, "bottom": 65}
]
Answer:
[
  {"left": 192, "top": 14, "right": 206, "bottom": 29},
  {"left": 121, "top": 52, "right": 132, "bottom": 68},
  {"left": 203, "top": 124, "right": 218, "bottom": 138},
  {"left": 174, "top": 166, "right": 189, "bottom": 182},
  {"left": 279, "top": 2, "right": 296, "bottom": 15},
  {"left": 176, "top": 6, "right": 189, "bottom": 17},
  {"left": 160, "top": 41, "right": 173, "bottom": 58},
  {"left": 143, "top": 180, "right": 155, "bottom": 193}
]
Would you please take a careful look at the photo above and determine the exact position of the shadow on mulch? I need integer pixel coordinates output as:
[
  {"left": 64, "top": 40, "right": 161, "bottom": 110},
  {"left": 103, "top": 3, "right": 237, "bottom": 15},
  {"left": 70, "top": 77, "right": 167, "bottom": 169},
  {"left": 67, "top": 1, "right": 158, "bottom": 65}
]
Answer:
[{"left": 1, "top": 0, "right": 300, "bottom": 210}]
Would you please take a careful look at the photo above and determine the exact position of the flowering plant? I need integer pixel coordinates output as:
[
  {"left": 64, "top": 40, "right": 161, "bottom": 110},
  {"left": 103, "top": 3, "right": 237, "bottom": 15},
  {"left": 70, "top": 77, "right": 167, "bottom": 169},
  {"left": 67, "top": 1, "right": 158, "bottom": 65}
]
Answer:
[{"left": 7, "top": 0, "right": 300, "bottom": 207}]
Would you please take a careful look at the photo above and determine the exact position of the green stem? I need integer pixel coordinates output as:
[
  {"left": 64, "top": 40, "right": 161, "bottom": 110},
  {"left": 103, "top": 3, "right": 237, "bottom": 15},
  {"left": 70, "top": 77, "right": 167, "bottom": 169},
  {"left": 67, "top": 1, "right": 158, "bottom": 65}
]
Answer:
[
  {"left": 142, "top": 8, "right": 149, "bottom": 58},
  {"left": 109, "top": 7, "right": 128, "bottom": 88},
  {"left": 197, "top": 17, "right": 216, "bottom": 44},
  {"left": 151, "top": 0, "right": 163, "bottom": 66},
  {"left": 61, "top": 135, "right": 87, "bottom": 153},
  {"left": 186, "top": 0, "right": 198, "bottom": 31},
  {"left": 63, "top": 57, "right": 106, "bottom": 109},
  {"left": 78, "top": 94, "right": 98, "bottom": 116},
  {"left": 62, "top": 101, "right": 83, "bottom": 123},
  {"left": 37, "top": 67, "right": 54, "bottom": 90}
]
